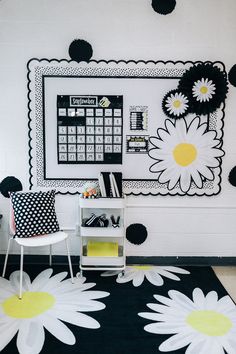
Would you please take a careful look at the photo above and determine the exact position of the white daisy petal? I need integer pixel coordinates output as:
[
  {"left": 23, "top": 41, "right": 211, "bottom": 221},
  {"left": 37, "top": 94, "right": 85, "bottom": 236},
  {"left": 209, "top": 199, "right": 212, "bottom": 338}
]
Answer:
[
  {"left": 31, "top": 269, "right": 54, "bottom": 291},
  {"left": 149, "top": 149, "right": 172, "bottom": 161},
  {"left": 40, "top": 314, "right": 75, "bottom": 345},
  {"left": 145, "top": 271, "right": 164, "bottom": 286},
  {"left": 0, "top": 277, "right": 16, "bottom": 295},
  {"left": 159, "top": 167, "right": 178, "bottom": 184},
  {"left": 161, "top": 266, "right": 190, "bottom": 275},
  {"left": 221, "top": 337, "right": 236, "bottom": 354},
  {"left": 167, "top": 168, "right": 181, "bottom": 190},
  {"left": 153, "top": 294, "right": 174, "bottom": 306},
  {"left": 100, "top": 270, "right": 121, "bottom": 277},
  {"left": 192, "top": 288, "right": 205, "bottom": 307},
  {"left": 190, "top": 169, "right": 203, "bottom": 188},
  {"left": 40, "top": 272, "right": 68, "bottom": 291},
  {"left": 0, "top": 318, "right": 20, "bottom": 351},
  {"left": 185, "top": 337, "right": 208, "bottom": 354},
  {"left": 205, "top": 291, "right": 218, "bottom": 309},
  {"left": 133, "top": 272, "right": 145, "bottom": 287},
  {"left": 217, "top": 295, "right": 236, "bottom": 312},
  {"left": 197, "top": 164, "right": 214, "bottom": 180},
  {"left": 153, "top": 269, "right": 181, "bottom": 281},
  {"left": 116, "top": 273, "right": 136, "bottom": 284},
  {"left": 158, "top": 128, "right": 172, "bottom": 142},
  {"left": 146, "top": 303, "right": 171, "bottom": 314},
  {"left": 168, "top": 290, "right": 195, "bottom": 309},
  {"left": 75, "top": 290, "right": 109, "bottom": 301},
  {"left": 138, "top": 312, "right": 168, "bottom": 322},
  {"left": 149, "top": 159, "right": 172, "bottom": 172},
  {"left": 179, "top": 169, "right": 192, "bottom": 192},
  {"left": 17, "top": 320, "right": 45, "bottom": 354},
  {"left": 52, "top": 280, "right": 95, "bottom": 295},
  {"left": 10, "top": 271, "right": 31, "bottom": 293},
  {"left": 145, "top": 322, "right": 190, "bottom": 335},
  {"left": 53, "top": 310, "right": 100, "bottom": 329},
  {"left": 159, "top": 331, "right": 195, "bottom": 351}
]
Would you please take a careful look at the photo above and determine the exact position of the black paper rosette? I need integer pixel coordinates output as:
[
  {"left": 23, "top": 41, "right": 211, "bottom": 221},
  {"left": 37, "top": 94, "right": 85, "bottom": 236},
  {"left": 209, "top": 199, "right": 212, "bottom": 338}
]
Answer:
[
  {"left": 178, "top": 64, "right": 228, "bottom": 115},
  {"left": 151, "top": 0, "right": 176, "bottom": 15},
  {"left": 68, "top": 39, "right": 93, "bottom": 63},
  {"left": 0, "top": 176, "right": 23, "bottom": 198},
  {"left": 162, "top": 89, "right": 190, "bottom": 119}
]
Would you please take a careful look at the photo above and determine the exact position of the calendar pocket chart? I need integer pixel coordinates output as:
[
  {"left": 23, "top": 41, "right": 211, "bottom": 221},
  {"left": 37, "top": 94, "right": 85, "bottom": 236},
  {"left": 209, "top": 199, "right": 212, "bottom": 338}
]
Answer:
[
  {"left": 28, "top": 59, "right": 225, "bottom": 196},
  {"left": 57, "top": 95, "right": 123, "bottom": 164}
]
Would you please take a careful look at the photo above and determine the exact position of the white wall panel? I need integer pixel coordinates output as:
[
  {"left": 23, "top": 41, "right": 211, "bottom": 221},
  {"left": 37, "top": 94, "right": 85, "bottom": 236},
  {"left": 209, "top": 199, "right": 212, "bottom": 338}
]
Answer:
[{"left": 0, "top": 0, "right": 236, "bottom": 257}]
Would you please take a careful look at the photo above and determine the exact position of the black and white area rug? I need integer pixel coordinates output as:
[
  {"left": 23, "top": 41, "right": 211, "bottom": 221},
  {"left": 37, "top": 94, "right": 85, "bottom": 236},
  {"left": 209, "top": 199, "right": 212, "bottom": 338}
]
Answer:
[{"left": 1, "top": 264, "right": 236, "bottom": 354}]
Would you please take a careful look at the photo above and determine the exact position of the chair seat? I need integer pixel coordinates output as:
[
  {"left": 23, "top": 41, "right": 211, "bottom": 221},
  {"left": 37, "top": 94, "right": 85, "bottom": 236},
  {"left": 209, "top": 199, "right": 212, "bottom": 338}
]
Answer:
[{"left": 14, "top": 231, "right": 68, "bottom": 247}]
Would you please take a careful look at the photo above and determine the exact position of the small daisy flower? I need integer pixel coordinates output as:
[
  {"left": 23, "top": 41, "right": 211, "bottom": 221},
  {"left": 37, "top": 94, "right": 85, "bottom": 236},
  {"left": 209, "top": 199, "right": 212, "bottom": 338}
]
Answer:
[
  {"left": 0, "top": 269, "right": 109, "bottom": 354},
  {"left": 148, "top": 116, "right": 224, "bottom": 193},
  {"left": 101, "top": 265, "right": 189, "bottom": 287},
  {"left": 192, "top": 78, "right": 216, "bottom": 102},
  {"left": 139, "top": 287, "right": 236, "bottom": 353},
  {"left": 163, "top": 90, "right": 189, "bottom": 119}
]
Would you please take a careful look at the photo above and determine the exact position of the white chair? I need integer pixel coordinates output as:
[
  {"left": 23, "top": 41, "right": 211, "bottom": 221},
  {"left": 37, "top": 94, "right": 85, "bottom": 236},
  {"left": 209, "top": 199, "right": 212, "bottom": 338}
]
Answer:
[{"left": 2, "top": 203, "right": 74, "bottom": 299}]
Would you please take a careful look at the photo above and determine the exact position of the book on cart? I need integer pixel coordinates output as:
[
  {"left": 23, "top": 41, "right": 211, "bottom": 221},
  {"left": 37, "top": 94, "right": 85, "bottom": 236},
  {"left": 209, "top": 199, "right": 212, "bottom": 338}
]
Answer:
[{"left": 98, "top": 171, "right": 123, "bottom": 198}]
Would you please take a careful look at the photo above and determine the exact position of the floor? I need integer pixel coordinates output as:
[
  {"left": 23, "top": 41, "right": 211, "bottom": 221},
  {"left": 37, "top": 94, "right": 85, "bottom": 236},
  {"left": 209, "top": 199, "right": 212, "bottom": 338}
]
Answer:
[{"left": 213, "top": 266, "right": 236, "bottom": 302}]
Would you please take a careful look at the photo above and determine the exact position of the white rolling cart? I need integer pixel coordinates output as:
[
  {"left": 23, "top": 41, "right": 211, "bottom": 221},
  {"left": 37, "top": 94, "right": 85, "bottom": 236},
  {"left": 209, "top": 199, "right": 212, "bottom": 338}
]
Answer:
[{"left": 77, "top": 197, "right": 126, "bottom": 277}]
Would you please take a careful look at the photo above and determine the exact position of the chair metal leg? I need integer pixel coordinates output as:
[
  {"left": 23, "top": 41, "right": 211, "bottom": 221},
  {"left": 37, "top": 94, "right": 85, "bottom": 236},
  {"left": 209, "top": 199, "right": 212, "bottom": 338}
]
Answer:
[
  {"left": 19, "top": 245, "right": 24, "bottom": 299},
  {"left": 65, "top": 239, "right": 74, "bottom": 283},
  {"left": 2, "top": 238, "right": 12, "bottom": 277},
  {"left": 49, "top": 245, "right": 52, "bottom": 266}
]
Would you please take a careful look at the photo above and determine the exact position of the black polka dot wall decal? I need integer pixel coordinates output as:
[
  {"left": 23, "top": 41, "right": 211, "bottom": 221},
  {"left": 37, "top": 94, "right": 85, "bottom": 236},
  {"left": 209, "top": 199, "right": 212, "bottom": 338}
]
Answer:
[
  {"left": 0, "top": 176, "right": 23, "bottom": 198},
  {"left": 151, "top": 0, "right": 176, "bottom": 15},
  {"left": 68, "top": 39, "right": 93, "bottom": 63},
  {"left": 126, "top": 223, "right": 148, "bottom": 245},
  {"left": 228, "top": 64, "right": 236, "bottom": 87},
  {"left": 228, "top": 166, "right": 236, "bottom": 187}
]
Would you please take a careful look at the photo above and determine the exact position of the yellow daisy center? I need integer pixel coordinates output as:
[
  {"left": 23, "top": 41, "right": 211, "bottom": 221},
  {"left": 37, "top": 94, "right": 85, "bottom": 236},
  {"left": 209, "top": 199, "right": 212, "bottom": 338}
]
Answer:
[
  {"left": 3, "top": 291, "right": 55, "bottom": 318},
  {"left": 173, "top": 100, "right": 181, "bottom": 108},
  {"left": 200, "top": 86, "right": 208, "bottom": 94},
  {"left": 173, "top": 143, "right": 197, "bottom": 166},
  {"left": 186, "top": 310, "right": 232, "bottom": 336},
  {"left": 133, "top": 266, "right": 152, "bottom": 270}
]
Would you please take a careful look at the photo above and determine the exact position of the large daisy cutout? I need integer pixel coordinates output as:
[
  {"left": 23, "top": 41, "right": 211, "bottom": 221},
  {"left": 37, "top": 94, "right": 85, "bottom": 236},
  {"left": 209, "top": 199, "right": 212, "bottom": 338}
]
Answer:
[
  {"left": 101, "top": 265, "right": 190, "bottom": 287},
  {"left": 0, "top": 269, "right": 109, "bottom": 354},
  {"left": 178, "top": 63, "right": 228, "bottom": 115},
  {"left": 148, "top": 116, "right": 225, "bottom": 193},
  {"left": 162, "top": 89, "right": 190, "bottom": 119},
  {"left": 139, "top": 288, "right": 236, "bottom": 353}
]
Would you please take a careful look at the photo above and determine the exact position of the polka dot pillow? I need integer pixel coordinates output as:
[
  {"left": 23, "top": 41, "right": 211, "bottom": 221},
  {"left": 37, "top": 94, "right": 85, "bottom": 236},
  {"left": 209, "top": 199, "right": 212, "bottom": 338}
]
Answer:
[{"left": 10, "top": 190, "right": 60, "bottom": 238}]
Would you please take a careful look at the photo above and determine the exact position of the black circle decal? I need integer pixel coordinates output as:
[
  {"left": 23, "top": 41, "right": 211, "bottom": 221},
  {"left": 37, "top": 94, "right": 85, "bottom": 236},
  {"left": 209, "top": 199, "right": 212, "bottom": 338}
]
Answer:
[
  {"left": 228, "top": 166, "right": 236, "bottom": 187},
  {"left": 68, "top": 39, "right": 93, "bottom": 63},
  {"left": 151, "top": 0, "right": 176, "bottom": 15},
  {"left": 228, "top": 64, "right": 236, "bottom": 87},
  {"left": 0, "top": 176, "right": 23, "bottom": 198},
  {"left": 126, "top": 223, "right": 148, "bottom": 245}
]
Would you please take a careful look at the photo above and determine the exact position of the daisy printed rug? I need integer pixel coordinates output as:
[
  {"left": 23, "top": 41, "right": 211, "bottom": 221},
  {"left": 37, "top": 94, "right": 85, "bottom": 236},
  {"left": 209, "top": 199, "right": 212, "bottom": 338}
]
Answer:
[{"left": 0, "top": 264, "right": 235, "bottom": 354}]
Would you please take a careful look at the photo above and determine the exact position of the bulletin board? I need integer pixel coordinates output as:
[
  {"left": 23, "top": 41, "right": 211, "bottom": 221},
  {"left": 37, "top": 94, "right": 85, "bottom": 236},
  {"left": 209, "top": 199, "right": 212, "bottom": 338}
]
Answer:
[{"left": 27, "top": 59, "right": 226, "bottom": 196}]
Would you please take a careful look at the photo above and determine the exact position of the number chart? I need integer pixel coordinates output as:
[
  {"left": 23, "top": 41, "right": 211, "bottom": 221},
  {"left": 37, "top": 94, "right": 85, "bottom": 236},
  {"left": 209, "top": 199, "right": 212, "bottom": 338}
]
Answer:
[{"left": 57, "top": 95, "right": 123, "bottom": 164}]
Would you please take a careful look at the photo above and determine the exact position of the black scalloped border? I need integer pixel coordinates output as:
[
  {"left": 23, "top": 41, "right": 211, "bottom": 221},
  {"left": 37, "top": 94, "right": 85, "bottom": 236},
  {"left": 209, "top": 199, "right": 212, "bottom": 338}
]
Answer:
[{"left": 27, "top": 59, "right": 226, "bottom": 196}]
